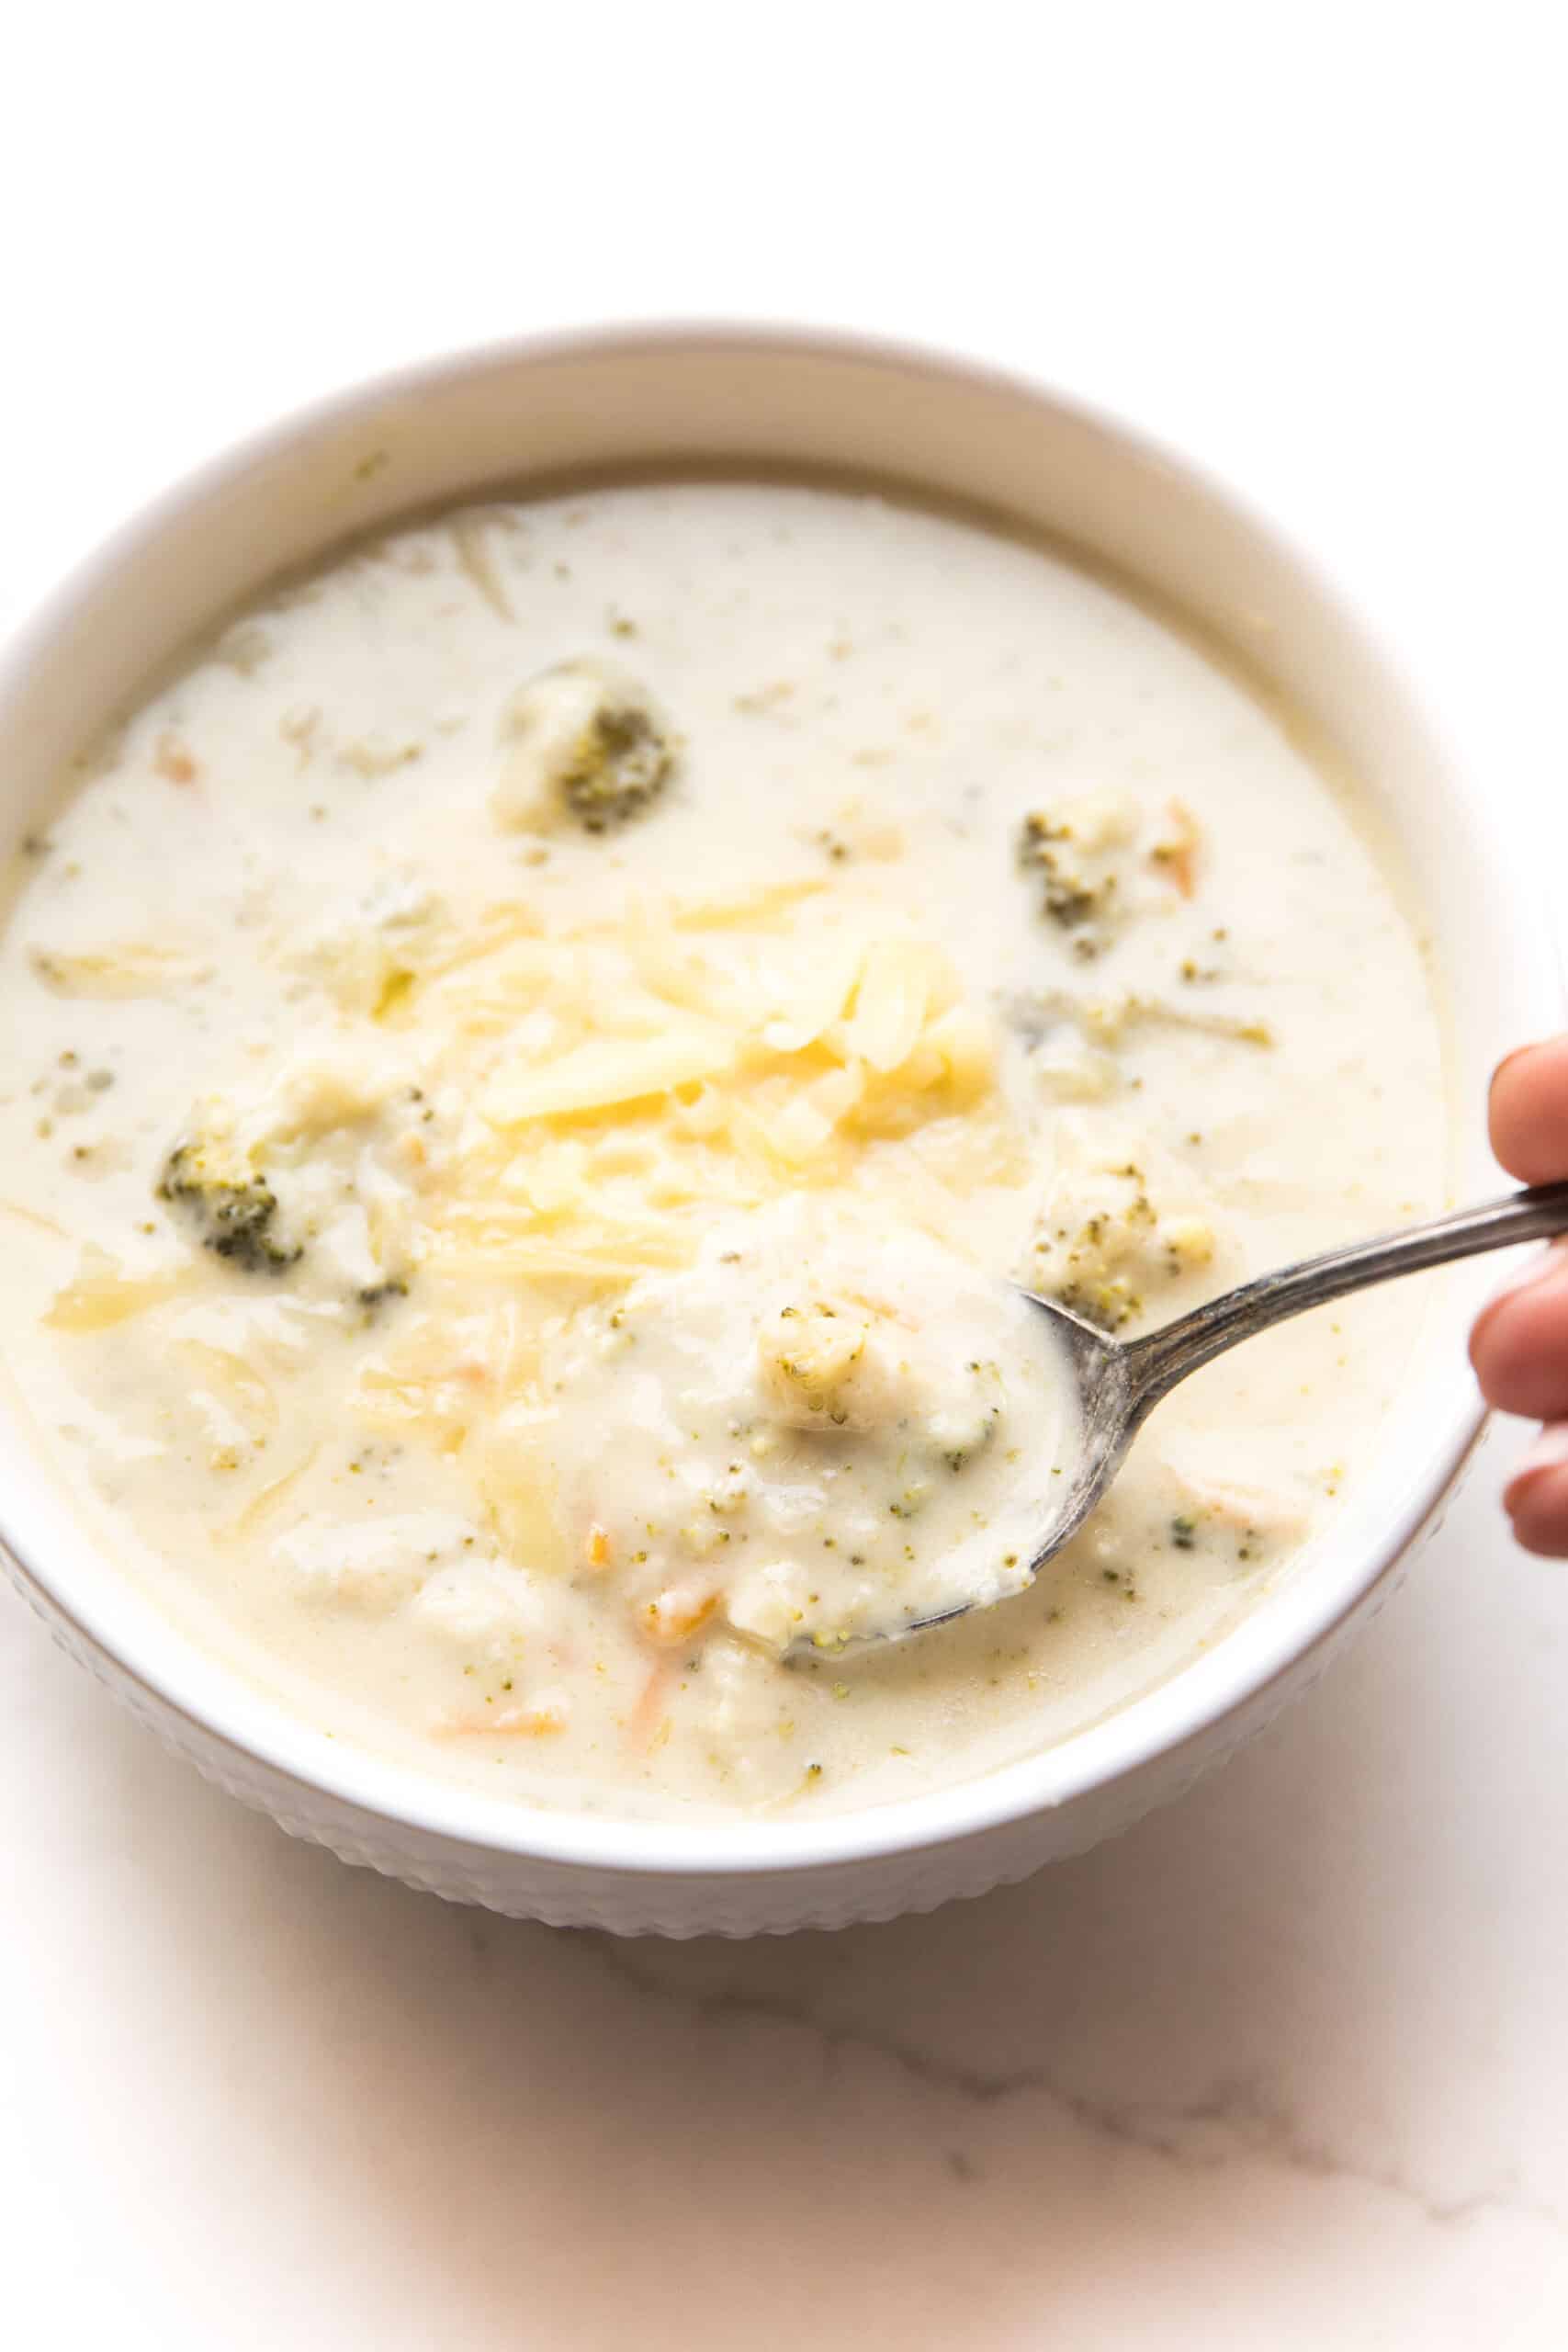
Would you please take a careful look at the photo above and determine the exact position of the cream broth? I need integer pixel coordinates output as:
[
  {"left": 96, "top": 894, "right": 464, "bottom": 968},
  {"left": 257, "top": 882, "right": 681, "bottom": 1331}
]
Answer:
[{"left": 0, "top": 482, "right": 1446, "bottom": 1819}]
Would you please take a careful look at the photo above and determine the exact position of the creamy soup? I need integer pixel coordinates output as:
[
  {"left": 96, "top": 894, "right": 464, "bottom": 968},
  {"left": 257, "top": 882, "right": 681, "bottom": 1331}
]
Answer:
[{"left": 0, "top": 482, "right": 1446, "bottom": 1818}]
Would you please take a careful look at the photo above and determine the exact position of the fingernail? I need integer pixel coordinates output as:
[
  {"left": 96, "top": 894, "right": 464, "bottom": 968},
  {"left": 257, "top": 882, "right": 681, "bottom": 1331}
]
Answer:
[{"left": 1505, "top": 1424, "right": 1568, "bottom": 1510}]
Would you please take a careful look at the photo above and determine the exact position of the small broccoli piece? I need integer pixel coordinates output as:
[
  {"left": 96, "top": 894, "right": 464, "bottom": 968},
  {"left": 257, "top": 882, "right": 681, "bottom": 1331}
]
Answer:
[
  {"left": 558, "top": 695, "right": 671, "bottom": 831},
  {"left": 1017, "top": 791, "right": 1142, "bottom": 959},
  {"left": 757, "top": 1305, "right": 1005, "bottom": 1472},
  {"left": 923, "top": 1361, "right": 1004, "bottom": 1473},
  {"left": 357, "top": 1277, "right": 409, "bottom": 1318},
  {"left": 1030, "top": 1163, "right": 1214, "bottom": 1332},
  {"left": 492, "top": 659, "right": 676, "bottom": 835},
  {"left": 1019, "top": 812, "right": 1111, "bottom": 933},
  {"left": 158, "top": 1138, "right": 301, "bottom": 1275},
  {"left": 758, "top": 1302, "right": 868, "bottom": 1428},
  {"left": 1015, "top": 791, "right": 1212, "bottom": 959},
  {"left": 927, "top": 1401, "right": 1002, "bottom": 1474}
]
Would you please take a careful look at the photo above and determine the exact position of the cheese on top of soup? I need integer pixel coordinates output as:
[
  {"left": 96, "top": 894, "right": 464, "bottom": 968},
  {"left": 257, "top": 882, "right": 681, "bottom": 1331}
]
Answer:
[{"left": 0, "top": 481, "right": 1445, "bottom": 1818}]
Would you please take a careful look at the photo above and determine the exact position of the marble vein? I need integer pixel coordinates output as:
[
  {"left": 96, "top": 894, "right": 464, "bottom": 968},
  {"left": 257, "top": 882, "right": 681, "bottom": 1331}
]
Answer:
[{"left": 577, "top": 1935, "right": 1564, "bottom": 2236}]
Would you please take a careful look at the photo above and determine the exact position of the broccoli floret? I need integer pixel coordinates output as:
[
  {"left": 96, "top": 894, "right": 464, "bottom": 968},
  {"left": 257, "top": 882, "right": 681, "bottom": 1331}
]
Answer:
[
  {"left": 1016, "top": 793, "right": 1143, "bottom": 959},
  {"left": 158, "top": 1139, "right": 301, "bottom": 1275},
  {"left": 1018, "top": 812, "right": 1112, "bottom": 933},
  {"left": 757, "top": 1307, "right": 1004, "bottom": 1471},
  {"left": 1030, "top": 1163, "right": 1214, "bottom": 1331},
  {"left": 1016, "top": 791, "right": 1210, "bottom": 960},
  {"left": 927, "top": 1401, "right": 1002, "bottom": 1474},
  {"left": 558, "top": 695, "right": 671, "bottom": 831},
  {"left": 356, "top": 1276, "right": 409, "bottom": 1318},
  {"left": 492, "top": 659, "right": 676, "bottom": 835},
  {"left": 758, "top": 1302, "right": 868, "bottom": 1428}
]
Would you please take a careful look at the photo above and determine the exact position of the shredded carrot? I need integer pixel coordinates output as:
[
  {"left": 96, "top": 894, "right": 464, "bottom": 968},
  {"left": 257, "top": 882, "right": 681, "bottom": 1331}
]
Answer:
[
  {"left": 437, "top": 1699, "right": 569, "bottom": 1738},
  {"left": 1152, "top": 798, "right": 1201, "bottom": 899},
  {"left": 584, "top": 1521, "right": 613, "bottom": 1571},
  {"left": 642, "top": 1587, "right": 717, "bottom": 1645},
  {"left": 626, "top": 1660, "right": 673, "bottom": 1749}
]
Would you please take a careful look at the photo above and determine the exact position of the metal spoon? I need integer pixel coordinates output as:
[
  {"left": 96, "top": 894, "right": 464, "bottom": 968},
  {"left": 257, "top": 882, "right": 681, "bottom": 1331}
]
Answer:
[{"left": 868, "top": 1182, "right": 1568, "bottom": 1651}]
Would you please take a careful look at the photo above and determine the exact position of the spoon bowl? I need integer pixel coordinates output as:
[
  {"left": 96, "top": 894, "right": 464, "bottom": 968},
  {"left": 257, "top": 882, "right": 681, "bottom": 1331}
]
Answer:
[{"left": 834, "top": 1181, "right": 1568, "bottom": 1654}]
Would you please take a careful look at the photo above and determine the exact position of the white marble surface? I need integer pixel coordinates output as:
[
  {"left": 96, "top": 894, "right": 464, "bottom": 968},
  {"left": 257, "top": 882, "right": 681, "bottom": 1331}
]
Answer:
[
  {"left": 3, "top": 9, "right": 1567, "bottom": 2345},
  {"left": 5, "top": 1432, "right": 1567, "bottom": 2348}
]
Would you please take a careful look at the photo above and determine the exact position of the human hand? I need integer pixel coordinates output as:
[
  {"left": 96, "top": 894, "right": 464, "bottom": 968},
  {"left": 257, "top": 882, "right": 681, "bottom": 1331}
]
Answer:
[{"left": 1469, "top": 1036, "right": 1568, "bottom": 1555}]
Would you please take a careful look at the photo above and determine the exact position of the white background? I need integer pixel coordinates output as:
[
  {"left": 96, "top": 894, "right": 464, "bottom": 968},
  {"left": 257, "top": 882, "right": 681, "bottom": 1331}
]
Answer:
[{"left": 3, "top": 7, "right": 1566, "bottom": 2346}]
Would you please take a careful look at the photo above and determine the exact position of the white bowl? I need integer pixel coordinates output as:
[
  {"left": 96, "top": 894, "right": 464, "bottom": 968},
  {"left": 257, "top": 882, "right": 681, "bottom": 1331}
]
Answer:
[{"left": 0, "top": 326, "right": 1557, "bottom": 1935}]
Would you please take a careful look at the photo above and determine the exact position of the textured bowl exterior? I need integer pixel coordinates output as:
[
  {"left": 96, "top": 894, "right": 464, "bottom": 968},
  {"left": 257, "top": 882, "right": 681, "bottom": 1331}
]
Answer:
[
  {"left": 0, "top": 1451, "right": 1472, "bottom": 1935},
  {"left": 0, "top": 324, "right": 1557, "bottom": 1936}
]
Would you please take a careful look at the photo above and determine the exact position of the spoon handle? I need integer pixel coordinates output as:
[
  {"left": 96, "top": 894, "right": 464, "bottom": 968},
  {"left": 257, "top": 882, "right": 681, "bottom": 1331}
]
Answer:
[{"left": 1122, "top": 1182, "right": 1568, "bottom": 1411}]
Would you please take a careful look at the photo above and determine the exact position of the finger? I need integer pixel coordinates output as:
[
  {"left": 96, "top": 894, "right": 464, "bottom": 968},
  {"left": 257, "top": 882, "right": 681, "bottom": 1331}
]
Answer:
[
  {"left": 1489, "top": 1035, "right": 1568, "bottom": 1184},
  {"left": 1470, "top": 1250, "right": 1568, "bottom": 1419},
  {"left": 1504, "top": 1426, "right": 1568, "bottom": 1558}
]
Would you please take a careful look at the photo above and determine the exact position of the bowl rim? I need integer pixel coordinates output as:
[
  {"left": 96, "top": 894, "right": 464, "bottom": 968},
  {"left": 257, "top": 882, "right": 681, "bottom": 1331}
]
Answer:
[{"left": 0, "top": 316, "right": 1559, "bottom": 1882}]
